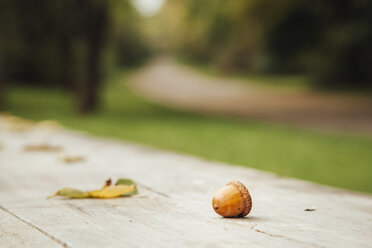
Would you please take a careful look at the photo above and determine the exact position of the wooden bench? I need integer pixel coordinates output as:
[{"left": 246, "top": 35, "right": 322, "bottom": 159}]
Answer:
[{"left": 1, "top": 122, "right": 371, "bottom": 247}]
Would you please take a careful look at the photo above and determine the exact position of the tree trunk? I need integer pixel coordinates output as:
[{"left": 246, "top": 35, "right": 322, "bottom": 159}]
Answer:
[
  {"left": 76, "top": 0, "right": 108, "bottom": 114},
  {"left": 0, "top": 32, "right": 4, "bottom": 109}
]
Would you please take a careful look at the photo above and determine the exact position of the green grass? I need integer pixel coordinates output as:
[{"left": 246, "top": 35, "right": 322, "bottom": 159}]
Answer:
[{"left": 4, "top": 70, "right": 372, "bottom": 193}]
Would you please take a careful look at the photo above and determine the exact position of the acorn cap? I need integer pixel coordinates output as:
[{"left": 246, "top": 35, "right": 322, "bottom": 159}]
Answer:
[{"left": 227, "top": 180, "right": 252, "bottom": 217}]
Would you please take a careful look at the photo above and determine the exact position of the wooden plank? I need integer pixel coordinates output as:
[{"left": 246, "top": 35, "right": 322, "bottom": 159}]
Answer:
[
  {"left": 0, "top": 124, "right": 372, "bottom": 247},
  {"left": 0, "top": 207, "right": 62, "bottom": 248}
]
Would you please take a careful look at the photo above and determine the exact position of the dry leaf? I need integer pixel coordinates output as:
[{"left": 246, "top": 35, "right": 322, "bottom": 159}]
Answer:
[
  {"left": 3, "top": 116, "right": 34, "bottom": 132},
  {"left": 0, "top": 113, "right": 63, "bottom": 132},
  {"left": 24, "top": 144, "right": 62, "bottom": 152},
  {"left": 47, "top": 188, "right": 90, "bottom": 199},
  {"left": 57, "top": 152, "right": 84, "bottom": 163},
  {"left": 48, "top": 178, "right": 138, "bottom": 199},
  {"left": 89, "top": 185, "right": 137, "bottom": 198},
  {"left": 62, "top": 155, "right": 84, "bottom": 163}
]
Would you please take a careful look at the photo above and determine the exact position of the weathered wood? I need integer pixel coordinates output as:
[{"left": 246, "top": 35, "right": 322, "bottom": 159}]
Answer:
[
  {"left": 0, "top": 208, "right": 61, "bottom": 248},
  {"left": 0, "top": 123, "right": 371, "bottom": 247}
]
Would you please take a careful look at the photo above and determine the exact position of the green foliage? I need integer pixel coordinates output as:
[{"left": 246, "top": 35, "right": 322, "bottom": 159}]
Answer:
[
  {"left": 0, "top": 0, "right": 149, "bottom": 86},
  {"left": 1, "top": 0, "right": 66, "bottom": 84},
  {"left": 108, "top": 1, "right": 150, "bottom": 67},
  {"left": 165, "top": 0, "right": 372, "bottom": 88},
  {"left": 6, "top": 70, "right": 372, "bottom": 193}
]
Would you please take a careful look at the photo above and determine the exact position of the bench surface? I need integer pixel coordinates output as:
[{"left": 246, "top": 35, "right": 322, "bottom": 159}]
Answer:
[{"left": 0, "top": 122, "right": 371, "bottom": 248}]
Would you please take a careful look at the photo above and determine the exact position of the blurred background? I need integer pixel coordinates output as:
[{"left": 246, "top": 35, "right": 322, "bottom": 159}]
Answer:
[{"left": 0, "top": 0, "right": 371, "bottom": 192}]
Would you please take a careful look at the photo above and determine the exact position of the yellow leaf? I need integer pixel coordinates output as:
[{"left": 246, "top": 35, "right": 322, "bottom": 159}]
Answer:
[
  {"left": 48, "top": 178, "right": 138, "bottom": 199},
  {"left": 89, "top": 184, "right": 137, "bottom": 198}
]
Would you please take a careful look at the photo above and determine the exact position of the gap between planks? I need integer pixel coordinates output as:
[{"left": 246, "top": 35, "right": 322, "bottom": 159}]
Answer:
[{"left": 0, "top": 205, "right": 69, "bottom": 248}]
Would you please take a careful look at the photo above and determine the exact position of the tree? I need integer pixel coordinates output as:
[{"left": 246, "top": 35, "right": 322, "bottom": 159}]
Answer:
[
  {"left": 0, "top": 34, "right": 3, "bottom": 109},
  {"left": 0, "top": 0, "right": 13, "bottom": 108},
  {"left": 73, "top": 0, "right": 109, "bottom": 113},
  {"left": 0, "top": 0, "right": 149, "bottom": 112},
  {"left": 165, "top": 0, "right": 372, "bottom": 89},
  {"left": 0, "top": 0, "right": 109, "bottom": 113}
]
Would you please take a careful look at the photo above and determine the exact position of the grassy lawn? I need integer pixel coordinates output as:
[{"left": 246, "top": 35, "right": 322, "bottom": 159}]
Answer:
[{"left": 4, "top": 70, "right": 372, "bottom": 193}]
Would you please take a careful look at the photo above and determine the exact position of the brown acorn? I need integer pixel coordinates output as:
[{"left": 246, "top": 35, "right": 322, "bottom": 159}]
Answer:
[{"left": 212, "top": 181, "right": 252, "bottom": 217}]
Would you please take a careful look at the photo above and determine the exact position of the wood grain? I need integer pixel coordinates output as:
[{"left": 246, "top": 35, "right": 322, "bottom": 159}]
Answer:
[
  {"left": 0, "top": 122, "right": 371, "bottom": 247},
  {"left": 0, "top": 207, "right": 62, "bottom": 248}
]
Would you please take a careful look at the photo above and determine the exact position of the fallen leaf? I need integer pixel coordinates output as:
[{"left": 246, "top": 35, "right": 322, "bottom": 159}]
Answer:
[
  {"left": 116, "top": 178, "right": 136, "bottom": 186},
  {"left": 24, "top": 144, "right": 62, "bottom": 152},
  {"left": 48, "top": 178, "right": 138, "bottom": 199},
  {"left": 48, "top": 188, "right": 90, "bottom": 199},
  {"left": 89, "top": 184, "right": 137, "bottom": 198},
  {"left": 3, "top": 116, "right": 34, "bottom": 132},
  {"left": 116, "top": 178, "right": 138, "bottom": 196},
  {"left": 0, "top": 113, "right": 63, "bottom": 132},
  {"left": 56, "top": 152, "right": 84, "bottom": 163},
  {"left": 62, "top": 155, "right": 85, "bottom": 163}
]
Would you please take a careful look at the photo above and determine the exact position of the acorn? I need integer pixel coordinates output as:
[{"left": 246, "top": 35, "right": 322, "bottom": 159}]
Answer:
[{"left": 212, "top": 180, "right": 252, "bottom": 217}]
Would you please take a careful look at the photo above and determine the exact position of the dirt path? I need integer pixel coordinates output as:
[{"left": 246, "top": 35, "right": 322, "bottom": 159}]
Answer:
[{"left": 131, "top": 57, "right": 372, "bottom": 134}]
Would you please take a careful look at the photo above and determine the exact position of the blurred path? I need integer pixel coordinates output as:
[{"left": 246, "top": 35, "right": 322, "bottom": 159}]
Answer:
[{"left": 131, "top": 57, "right": 372, "bottom": 134}]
